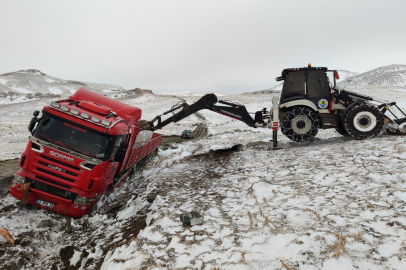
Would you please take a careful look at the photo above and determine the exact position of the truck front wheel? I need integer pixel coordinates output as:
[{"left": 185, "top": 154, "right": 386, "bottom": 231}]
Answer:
[{"left": 281, "top": 106, "right": 319, "bottom": 142}]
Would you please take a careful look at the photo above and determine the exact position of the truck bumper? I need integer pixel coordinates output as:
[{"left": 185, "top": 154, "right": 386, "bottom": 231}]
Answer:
[{"left": 10, "top": 181, "right": 95, "bottom": 218}]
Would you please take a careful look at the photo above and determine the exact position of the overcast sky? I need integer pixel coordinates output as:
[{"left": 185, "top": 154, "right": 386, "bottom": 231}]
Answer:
[{"left": 1, "top": 0, "right": 405, "bottom": 94}]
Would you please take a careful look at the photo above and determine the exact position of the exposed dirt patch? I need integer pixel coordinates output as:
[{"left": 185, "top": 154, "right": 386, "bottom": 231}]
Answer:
[
  {"left": 0, "top": 158, "right": 19, "bottom": 198},
  {"left": 160, "top": 122, "right": 207, "bottom": 150}
]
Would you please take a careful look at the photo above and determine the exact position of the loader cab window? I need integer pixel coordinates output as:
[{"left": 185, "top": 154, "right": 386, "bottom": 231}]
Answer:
[
  {"left": 281, "top": 70, "right": 332, "bottom": 107},
  {"left": 306, "top": 70, "right": 330, "bottom": 100},
  {"left": 280, "top": 71, "right": 306, "bottom": 103}
]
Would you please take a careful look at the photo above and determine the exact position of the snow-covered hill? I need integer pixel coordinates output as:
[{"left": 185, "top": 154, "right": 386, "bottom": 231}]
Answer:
[
  {"left": 329, "top": 70, "right": 359, "bottom": 83},
  {"left": 157, "top": 91, "right": 226, "bottom": 97},
  {"left": 242, "top": 88, "right": 281, "bottom": 95},
  {"left": 339, "top": 64, "right": 406, "bottom": 87},
  {"left": 0, "top": 69, "right": 145, "bottom": 105}
]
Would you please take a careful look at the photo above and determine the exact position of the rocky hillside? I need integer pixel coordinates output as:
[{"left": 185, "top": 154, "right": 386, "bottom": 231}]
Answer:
[
  {"left": 0, "top": 69, "right": 152, "bottom": 105},
  {"left": 328, "top": 70, "right": 359, "bottom": 84},
  {"left": 338, "top": 64, "right": 406, "bottom": 87}
]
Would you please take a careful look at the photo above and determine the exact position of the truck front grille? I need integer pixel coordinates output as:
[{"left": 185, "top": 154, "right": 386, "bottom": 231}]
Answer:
[
  {"left": 36, "top": 166, "right": 76, "bottom": 182},
  {"left": 35, "top": 175, "right": 72, "bottom": 189},
  {"left": 40, "top": 154, "right": 80, "bottom": 171},
  {"left": 32, "top": 180, "right": 76, "bottom": 201}
]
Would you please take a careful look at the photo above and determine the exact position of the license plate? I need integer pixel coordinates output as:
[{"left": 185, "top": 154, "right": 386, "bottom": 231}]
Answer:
[{"left": 36, "top": 199, "right": 54, "bottom": 208}]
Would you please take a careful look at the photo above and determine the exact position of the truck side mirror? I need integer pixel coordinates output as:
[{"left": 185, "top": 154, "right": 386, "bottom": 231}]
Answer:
[
  {"left": 28, "top": 110, "right": 40, "bottom": 134},
  {"left": 114, "top": 142, "right": 129, "bottom": 162}
]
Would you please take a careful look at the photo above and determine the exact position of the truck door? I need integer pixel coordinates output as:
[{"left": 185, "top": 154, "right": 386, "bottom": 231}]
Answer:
[{"left": 106, "top": 135, "right": 127, "bottom": 184}]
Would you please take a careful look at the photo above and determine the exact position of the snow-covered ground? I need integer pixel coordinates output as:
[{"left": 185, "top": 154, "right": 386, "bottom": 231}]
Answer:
[{"left": 1, "top": 85, "right": 406, "bottom": 269}]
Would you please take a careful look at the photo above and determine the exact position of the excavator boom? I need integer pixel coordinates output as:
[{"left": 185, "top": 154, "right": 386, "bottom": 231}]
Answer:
[{"left": 139, "top": 94, "right": 268, "bottom": 131}]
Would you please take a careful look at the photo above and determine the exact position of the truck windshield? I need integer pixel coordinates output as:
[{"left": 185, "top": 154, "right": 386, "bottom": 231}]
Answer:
[{"left": 34, "top": 114, "right": 111, "bottom": 160}]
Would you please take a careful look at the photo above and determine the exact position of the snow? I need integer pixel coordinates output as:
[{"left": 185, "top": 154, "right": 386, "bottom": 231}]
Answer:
[
  {"left": 10, "top": 86, "right": 33, "bottom": 94},
  {"left": 1, "top": 80, "right": 406, "bottom": 269},
  {"left": 48, "top": 86, "right": 64, "bottom": 95},
  {"left": 0, "top": 95, "right": 36, "bottom": 105},
  {"left": 322, "top": 257, "right": 357, "bottom": 270},
  {"left": 0, "top": 77, "right": 8, "bottom": 84},
  {"left": 45, "top": 78, "right": 57, "bottom": 83},
  {"left": 116, "top": 196, "right": 149, "bottom": 220},
  {"left": 70, "top": 250, "right": 82, "bottom": 266}
]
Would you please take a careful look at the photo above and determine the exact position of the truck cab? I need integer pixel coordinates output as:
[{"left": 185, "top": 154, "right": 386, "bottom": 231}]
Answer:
[{"left": 10, "top": 88, "right": 161, "bottom": 218}]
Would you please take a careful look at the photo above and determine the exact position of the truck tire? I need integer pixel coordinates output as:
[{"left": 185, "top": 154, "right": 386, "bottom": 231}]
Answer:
[
  {"left": 281, "top": 106, "right": 319, "bottom": 142},
  {"left": 343, "top": 103, "right": 384, "bottom": 139},
  {"left": 335, "top": 122, "right": 351, "bottom": 137}
]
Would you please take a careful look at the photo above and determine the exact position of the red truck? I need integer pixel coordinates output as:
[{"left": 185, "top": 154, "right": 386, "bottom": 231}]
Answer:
[{"left": 10, "top": 88, "right": 162, "bottom": 218}]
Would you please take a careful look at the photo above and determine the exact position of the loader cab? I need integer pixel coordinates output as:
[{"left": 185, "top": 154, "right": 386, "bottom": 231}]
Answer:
[{"left": 277, "top": 66, "right": 332, "bottom": 110}]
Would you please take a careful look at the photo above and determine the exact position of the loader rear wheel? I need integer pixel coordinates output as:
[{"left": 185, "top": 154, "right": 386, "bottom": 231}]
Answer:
[
  {"left": 344, "top": 103, "right": 384, "bottom": 139},
  {"left": 281, "top": 106, "right": 319, "bottom": 142}
]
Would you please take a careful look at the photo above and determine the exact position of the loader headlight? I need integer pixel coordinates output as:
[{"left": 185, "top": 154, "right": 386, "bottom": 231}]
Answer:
[{"left": 14, "top": 173, "right": 25, "bottom": 184}]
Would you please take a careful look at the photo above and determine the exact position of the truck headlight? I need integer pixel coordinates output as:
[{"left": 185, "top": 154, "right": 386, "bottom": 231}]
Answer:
[
  {"left": 70, "top": 109, "right": 79, "bottom": 115},
  {"left": 13, "top": 173, "right": 25, "bottom": 184},
  {"left": 91, "top": 116, "right": 100, "bottom": 123},
  {"left": 50, "top": 101, "right": 60, "bottom": 109},
  {"left": 101, "top": 120, "right": 110, "bottom": 126},
  {"left": 74, "top": 195, "right": 99, "bottom": 205}
]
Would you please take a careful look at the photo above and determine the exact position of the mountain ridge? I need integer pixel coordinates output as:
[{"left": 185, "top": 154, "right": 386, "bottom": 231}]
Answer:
[
  {"left": 0, "top": 69, "right": 152, "bottom": 104},
  {"left": 338, "top": 64, "right": 406, "bottom": 87}
]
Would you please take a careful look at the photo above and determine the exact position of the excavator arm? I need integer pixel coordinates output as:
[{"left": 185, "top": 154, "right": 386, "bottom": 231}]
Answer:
[{"left": 139, "top": 94, "right": 269, "bottom": 131}]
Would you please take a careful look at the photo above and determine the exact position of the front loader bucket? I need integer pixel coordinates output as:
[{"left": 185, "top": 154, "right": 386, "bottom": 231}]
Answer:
[
  {"left": 384, "top": 118, "right": 406, "bottom": 135},
  {"left": 381, "top": 102, "right": 406, "bottom": 135}
]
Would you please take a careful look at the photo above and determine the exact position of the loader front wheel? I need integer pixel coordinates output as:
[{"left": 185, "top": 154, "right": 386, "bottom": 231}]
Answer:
[
  {"left": 344, "top": 103, "right": 384, "bottom": 139},
  {"left": 281, "top": 106, "right": 319, "bottom": 142},
  {"left": 335, "top": 122, "right": 351, "bottom": 137}
]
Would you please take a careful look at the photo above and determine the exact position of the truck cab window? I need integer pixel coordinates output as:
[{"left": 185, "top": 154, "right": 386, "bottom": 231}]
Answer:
[
  {"left": 34, "top": 113, "right": 111, "bottom": 160},
  {"left": 109, "top": 135, "right": 128, "bottom": 157}
]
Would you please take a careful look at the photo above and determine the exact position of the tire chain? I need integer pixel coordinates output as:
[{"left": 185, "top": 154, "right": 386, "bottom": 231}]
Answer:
[{"left": 281, "top": 106, "right": 319, "bottom": 142}]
